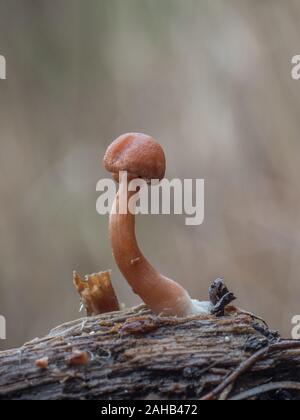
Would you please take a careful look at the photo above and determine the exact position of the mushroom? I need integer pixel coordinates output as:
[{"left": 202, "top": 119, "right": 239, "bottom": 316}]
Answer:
[{"left": 103, "top": 133, "right": 212, "bottom": 317}]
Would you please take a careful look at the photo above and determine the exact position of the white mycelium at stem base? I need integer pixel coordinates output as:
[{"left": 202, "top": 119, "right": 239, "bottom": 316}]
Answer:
[{"left": 104, "top": 133, "right": 212, "bottom": 317}]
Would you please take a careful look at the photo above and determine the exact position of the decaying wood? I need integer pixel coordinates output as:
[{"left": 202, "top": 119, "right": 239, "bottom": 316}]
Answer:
[{"left": 0, "top": 304, "right": 300, "bottom": 400}]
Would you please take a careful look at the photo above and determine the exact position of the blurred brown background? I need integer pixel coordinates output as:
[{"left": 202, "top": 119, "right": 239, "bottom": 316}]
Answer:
[{"left": 0, "top": 0, "right": 300, "bottom": 350}]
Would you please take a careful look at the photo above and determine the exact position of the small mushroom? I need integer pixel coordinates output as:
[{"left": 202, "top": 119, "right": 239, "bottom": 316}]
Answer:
[
  {"left": 35, "top": 357, "right": 49, "bottom": 369},
  {"left": 103, "top": 133, "right": 212, "bottom": 317},
  {"left": 67, "top": 350, "right": 90, "bottom": 367}
]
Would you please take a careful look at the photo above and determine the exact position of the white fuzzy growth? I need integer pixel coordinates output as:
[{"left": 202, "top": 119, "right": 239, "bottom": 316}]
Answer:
[{"left": 190, "top": 299, "right": 213, "bottom": 315}]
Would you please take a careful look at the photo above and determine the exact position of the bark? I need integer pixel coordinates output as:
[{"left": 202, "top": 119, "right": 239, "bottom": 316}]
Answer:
[{"left": 0, "top": 305, "right": 300, "bottom": 400}]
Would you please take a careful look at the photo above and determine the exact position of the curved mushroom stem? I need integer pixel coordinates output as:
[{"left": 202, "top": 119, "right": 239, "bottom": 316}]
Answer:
[{"left": 110, "top": 177, "right": 195, "bottom": 317}]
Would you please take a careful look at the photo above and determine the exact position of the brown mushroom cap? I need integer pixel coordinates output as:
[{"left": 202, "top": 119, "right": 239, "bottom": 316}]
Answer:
[{"left": 103, "top": 133, "right": 166, "bottom": 181}]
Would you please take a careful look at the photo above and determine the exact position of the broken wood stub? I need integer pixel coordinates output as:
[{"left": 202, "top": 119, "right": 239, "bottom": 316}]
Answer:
[{"left": 73, "top": 271, "right": 120, "bottom": 316}]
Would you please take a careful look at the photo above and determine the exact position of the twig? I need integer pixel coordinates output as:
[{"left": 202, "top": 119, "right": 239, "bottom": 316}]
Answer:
[
  {"left": 237, "top": 310, "right": 269, "bottom": 328},
  {"left": 230, "top": 382, "right": 300, "bottom": 400},
  {"left": 211, "top": 292, "right": 236, "bottom": 316},
  {"left": 219, "top": 384, "right": 234, "bottom": 400},
  {"left": 200, "top": 340, "right": 300, "bottom": 400},
  {"left": 209, "top": 278, "right": 236, "bottom": 316}
]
